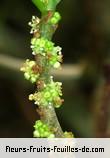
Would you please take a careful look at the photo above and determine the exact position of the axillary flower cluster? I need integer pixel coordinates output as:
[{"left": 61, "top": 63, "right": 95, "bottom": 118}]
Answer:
[{"left": 20, "top": 0, "right": 73, "bottom": 138}]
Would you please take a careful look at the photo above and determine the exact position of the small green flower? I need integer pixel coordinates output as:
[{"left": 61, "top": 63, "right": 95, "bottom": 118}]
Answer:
[
  {"left": 53, "top": 62, "right": 60, "bottom": 68},
  {"left": 45, "top": 40, "right": 54, "bottom": 52},
  {"left": 34, "top": 120, "right": 43, "bottom": 128},
  {"left": 20, "top": 59, "right": 39, "bottom": 83},
  {"left": 48, "top": 53, "right": 62, "bottom": 68},
  {"left": 33, "top": 120, "right": 55, "bottom": 138},
  {"left": 33, "top": 130, "right": 40, "bottom": 137},
  {"left": 48, "top": 134, "right": 55, "bottom": 138},
  {"left": 63, "top": 131, "right": 74, "bottom": 138},
  {"left": 47, "top": 46, "right": 62, "bottom": 68},
  {"left": 24, "top": 72, "right": 30, "bottom": 80},
  {"left": 44, "top": 91, "right": 51, "bottom": 99}
]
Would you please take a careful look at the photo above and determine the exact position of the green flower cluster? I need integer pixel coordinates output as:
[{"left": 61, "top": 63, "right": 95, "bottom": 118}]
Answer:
[
  {"left": 33, "top": 120, "right": 55, "bottom": 138},
  {"left": 31, "top": 37, "right": 54, "bottom": 55},
  {"left": 47, "top": 46, "right": 62, "bottom": 68},
  {"left": 29, "top": 80, "right": 63, "bottom": 108},
  {"left": 49, "top": 12, "right": 61, "bottom": 25},
  {"left": 31, "top": 37, "right": 62, "bottom": 68},
  {"left": 20, "top": 59, "right": 39, "bottom": 83},
  {"left": 28, "top": 16, "right": 40, "bottom": 34}
]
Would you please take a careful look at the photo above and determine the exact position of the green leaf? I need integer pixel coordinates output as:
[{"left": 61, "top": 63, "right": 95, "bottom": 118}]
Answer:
[{"left": 32, "top": 0, "right": 61, "bottom": 13}]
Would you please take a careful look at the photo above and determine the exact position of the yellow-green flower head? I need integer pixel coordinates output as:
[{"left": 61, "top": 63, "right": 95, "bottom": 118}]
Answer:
[
  {"left": 29, "top": 80, "right": 63, "bottom": 107},
  {"left": 33, "top": 120, "right": 55, "bottom": 138},
  {"left": 20, "top": 59, "right": 39, "bottom": 83}
]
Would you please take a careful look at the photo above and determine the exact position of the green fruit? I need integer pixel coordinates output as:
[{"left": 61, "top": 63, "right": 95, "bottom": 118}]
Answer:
[
  {"left": 54, "top": 12, "right": 61, "bottom": 20},
  {"left": 50, "top": 17, "right": 58, "bottom": 25},
  {"left": 50, "top": 12, "right": 61, "bottom": 24}
]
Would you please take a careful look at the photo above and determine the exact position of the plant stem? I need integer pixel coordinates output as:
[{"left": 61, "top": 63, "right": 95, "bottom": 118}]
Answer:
[
  {"left": 34, "top": 11, "right": 64, "bottom": 137},
  {"left": 95, "top": 64, "right": 110, "bottom": 137}
]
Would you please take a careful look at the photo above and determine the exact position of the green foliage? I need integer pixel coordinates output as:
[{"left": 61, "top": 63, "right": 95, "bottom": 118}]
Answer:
[{"left": 32, "top": 0, "right": 61, "bottom": 13}]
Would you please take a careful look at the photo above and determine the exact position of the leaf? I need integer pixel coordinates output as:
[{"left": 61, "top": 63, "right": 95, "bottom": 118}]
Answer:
[{"left": 32, "top": 0, "right": 61, "bottom": 13}]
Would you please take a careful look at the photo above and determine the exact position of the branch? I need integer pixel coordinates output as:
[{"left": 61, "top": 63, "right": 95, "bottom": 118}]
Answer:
[
  {"left": 95, "top": 64, "right": 110, "bottom": 137},
  {"left": 0, "top": 54, "right": 84, "bottom": 78},
  {"left": 20, "top": 0, "right": 74, "bottom": 138}
]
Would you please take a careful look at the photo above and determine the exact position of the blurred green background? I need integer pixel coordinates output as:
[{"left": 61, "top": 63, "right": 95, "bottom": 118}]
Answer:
[{"left": 0, "top": 0, "right": 110, "bottom": 137}]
